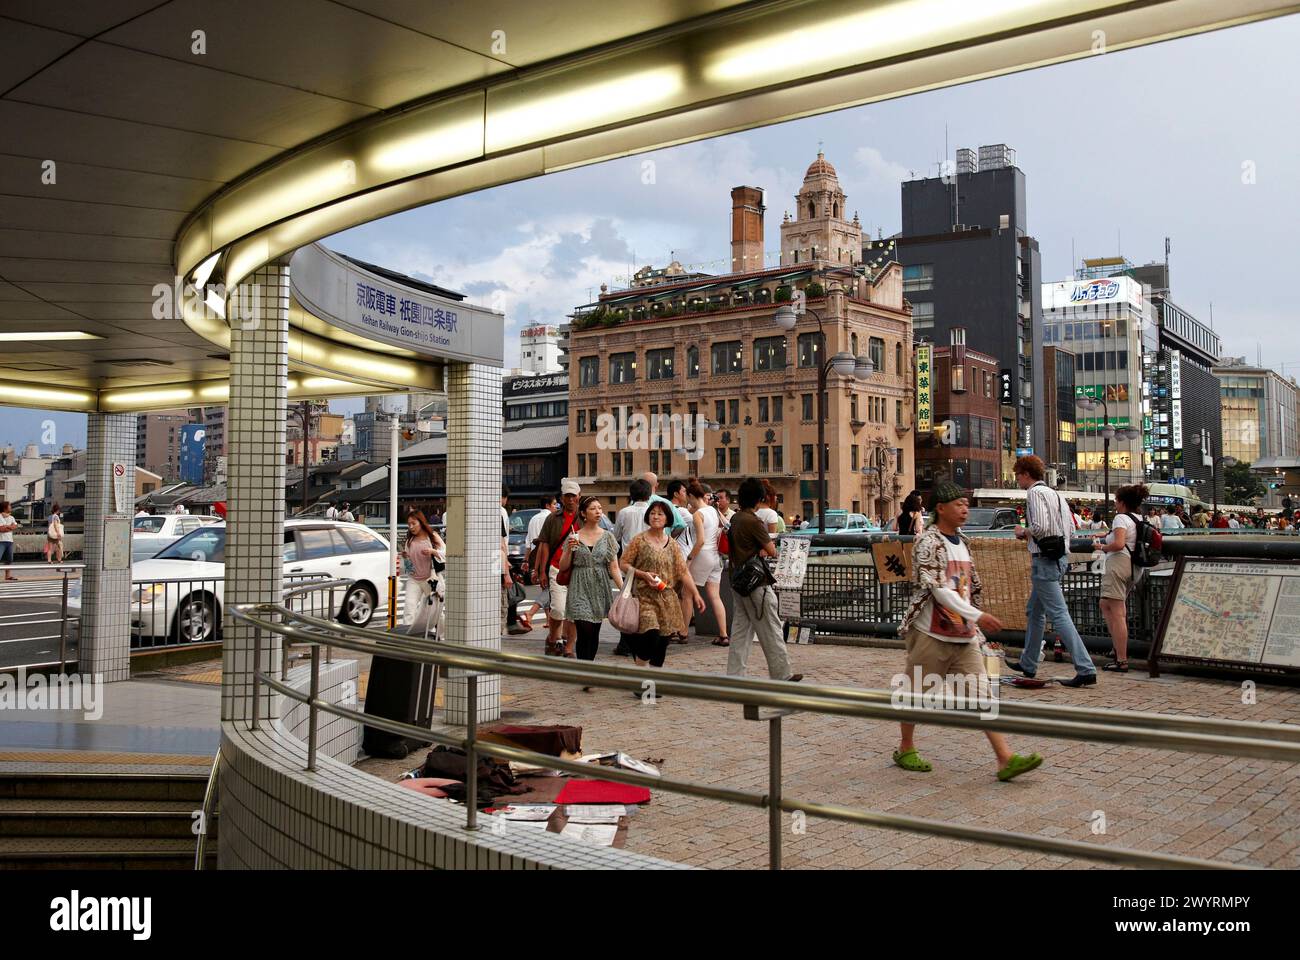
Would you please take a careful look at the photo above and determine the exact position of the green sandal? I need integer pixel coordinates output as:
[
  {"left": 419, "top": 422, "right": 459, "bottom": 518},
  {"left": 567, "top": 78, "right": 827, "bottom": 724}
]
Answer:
[
  {"left": 997, "top": 752, "right": 1043, "bottom": 782},
  {"left": 893, "top": 748, "right": 932, "bottom": 772}
]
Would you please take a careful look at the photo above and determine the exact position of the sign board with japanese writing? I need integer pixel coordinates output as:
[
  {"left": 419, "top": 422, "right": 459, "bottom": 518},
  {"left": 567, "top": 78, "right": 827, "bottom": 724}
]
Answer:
[
  {"left": 916, "top": 344, "right": 932, "bottom": 434},
  {"left": 999, "top": 369, "right": 1013, "bottom": 404},
  {"left": 103, "top": 516, "right": 131, "bottom": 570},
  {"left": 872, "top": 541, "right": 911, "bottom": 583},
  {"left": 289, "top": 243, "right": 503, "bottom": 365},
  {"left": 773, "top": 537, "right": 810, "bottom": 590}
]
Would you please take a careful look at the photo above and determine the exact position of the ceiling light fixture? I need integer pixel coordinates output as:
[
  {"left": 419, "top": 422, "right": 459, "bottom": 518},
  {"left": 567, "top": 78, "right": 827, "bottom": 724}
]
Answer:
[{"left": 0, "top": 331, "right": 104, "bottom": 342}]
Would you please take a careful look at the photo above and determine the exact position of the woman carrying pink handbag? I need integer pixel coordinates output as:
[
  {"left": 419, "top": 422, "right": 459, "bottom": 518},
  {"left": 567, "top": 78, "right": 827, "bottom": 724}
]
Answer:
[{"left": 616, "top": 500, "right": 704, "bottom": 682}]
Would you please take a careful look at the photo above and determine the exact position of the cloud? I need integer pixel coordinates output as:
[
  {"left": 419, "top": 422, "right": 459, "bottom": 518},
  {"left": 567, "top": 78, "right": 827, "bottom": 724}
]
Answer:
[{"left": 853, "top": 146, "right": 911, "bottom": 192}]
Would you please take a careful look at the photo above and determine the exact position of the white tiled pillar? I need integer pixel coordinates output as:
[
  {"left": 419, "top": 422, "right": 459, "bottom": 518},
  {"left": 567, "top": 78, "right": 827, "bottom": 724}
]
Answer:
[
  {"left": 80, "top": 412, "right": 135, "bottom": 682},
  {"left": 443, "top": 362, "right": 502, "bottom": 725},
  {"left": 222, "top": 263, "right": 289, "bottom": 723}
]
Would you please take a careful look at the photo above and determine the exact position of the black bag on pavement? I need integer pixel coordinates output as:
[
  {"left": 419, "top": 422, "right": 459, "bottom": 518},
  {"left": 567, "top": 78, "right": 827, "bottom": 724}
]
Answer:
[{"left": 362, "top": 626, "right": 438, "bottom": 759}]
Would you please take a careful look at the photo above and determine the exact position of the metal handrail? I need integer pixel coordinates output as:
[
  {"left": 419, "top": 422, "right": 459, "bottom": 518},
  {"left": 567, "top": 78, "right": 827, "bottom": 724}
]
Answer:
[
  {"left": 194, "top": 751, "right": 220, "bottom": 870},
  {"left": 230, "top": 592, "right": 1300, "bottom": 870}
]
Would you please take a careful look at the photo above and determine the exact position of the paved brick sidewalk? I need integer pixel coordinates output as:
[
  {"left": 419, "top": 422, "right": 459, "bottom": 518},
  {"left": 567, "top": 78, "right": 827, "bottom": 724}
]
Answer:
[{"left": 357, "top": 630, "right": 1300, "bottom": 869}]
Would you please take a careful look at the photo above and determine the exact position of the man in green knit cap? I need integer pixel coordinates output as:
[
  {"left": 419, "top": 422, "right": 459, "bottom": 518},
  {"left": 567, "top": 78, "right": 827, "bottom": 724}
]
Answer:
[{"left": 892, "top": 480, "right": 1043, "bottom": 782}]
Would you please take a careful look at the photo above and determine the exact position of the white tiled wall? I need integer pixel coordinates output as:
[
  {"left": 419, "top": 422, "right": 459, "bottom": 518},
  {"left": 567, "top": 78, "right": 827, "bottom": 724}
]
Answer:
[
  {"left": 281, "top": 658, "right": 362, "bottom": 764},
  {"left": 222, "top": 263, "right": 289, "bottom": 724},
  {"left": 443, "top": 362, "right": 502, "bottom": 725},
  {"left": 80, "top": 412, "right": 134, "bottom": 681}
]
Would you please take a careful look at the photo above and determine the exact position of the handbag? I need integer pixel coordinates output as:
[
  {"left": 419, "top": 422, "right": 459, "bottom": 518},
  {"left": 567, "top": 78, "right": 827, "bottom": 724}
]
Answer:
[
  {"left": 608, "top": 569, "right": 641, "bottom": 633},
  {"left": 730, "top": 552, "right": 775, "bottom": 597},
  {"left": 551, "top": 513, "right": 579, "bottom": 586},
  {"left": 718, "top": 526, "right": 730, "bottom": 556}
]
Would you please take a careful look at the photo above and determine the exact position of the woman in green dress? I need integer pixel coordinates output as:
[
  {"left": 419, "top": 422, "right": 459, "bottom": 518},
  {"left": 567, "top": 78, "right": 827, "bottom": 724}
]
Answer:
[{"left": 556, "top": 496, "right": 625, "bottom": 665}]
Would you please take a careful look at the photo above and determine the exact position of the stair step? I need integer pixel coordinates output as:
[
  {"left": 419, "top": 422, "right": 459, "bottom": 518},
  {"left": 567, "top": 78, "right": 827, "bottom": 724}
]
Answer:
[
  {"left": 0, "top": 798, "right": 217, "bottom": 839},
  {"left": 0, "top": 837, "right": 213, "bottom": 870},
  {"left": 0, "top": 773, "right": 207, "bottom": 802}
]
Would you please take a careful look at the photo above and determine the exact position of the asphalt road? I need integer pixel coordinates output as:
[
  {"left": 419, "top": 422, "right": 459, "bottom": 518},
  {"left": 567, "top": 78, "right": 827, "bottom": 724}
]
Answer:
[{"left": 0, "top": 592, "right": 78, "bottom": 669}]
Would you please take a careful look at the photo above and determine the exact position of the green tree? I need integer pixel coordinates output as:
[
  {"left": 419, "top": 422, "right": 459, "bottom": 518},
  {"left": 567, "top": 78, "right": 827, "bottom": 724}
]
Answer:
[{"left": 1223, "top": 460, "right": 1267, "bottom": 505}]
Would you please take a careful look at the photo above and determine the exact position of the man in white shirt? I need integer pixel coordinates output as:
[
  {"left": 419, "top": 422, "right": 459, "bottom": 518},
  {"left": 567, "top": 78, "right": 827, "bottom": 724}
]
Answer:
[
  {"left": 525, "top": 494, "right": 557, "bottom": 569},
  {"left": 714, "top": 489, "right": 736, "bottom": 525},
  {"left": 0, "top": 501, "right": 17, "bottom": 579},
  {"left": 325, "top": 503, "right": 339, "bottom": 521},
  {"left": 1228, "top": 514, "right": 1241, "bottom": 530},
  {"left": 613, "top": 479, "right": 652, "bottom": 551},
  {"left": 1007, "top": 455, "right": 1096, "bottom": 687}
]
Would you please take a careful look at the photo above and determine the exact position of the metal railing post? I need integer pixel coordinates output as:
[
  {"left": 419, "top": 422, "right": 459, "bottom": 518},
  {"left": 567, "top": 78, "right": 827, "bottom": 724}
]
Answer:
[
  {"left": 326, "top": 586, "right": 335, "bottom": 663},
  {"left": 58, "top": 569, "right": 69, "bottom": 674},
  {"left": 307, "top": 645, "right": 320, "bottom": 772},
  {"left": 251, "top": 626, "right": 262, "bottom": 731},
  {"left": 465, "top": 673, "right": 478, "bottom": 831},
  {"left": 769, "top": 715, "right": 782, "bottom": 871}
]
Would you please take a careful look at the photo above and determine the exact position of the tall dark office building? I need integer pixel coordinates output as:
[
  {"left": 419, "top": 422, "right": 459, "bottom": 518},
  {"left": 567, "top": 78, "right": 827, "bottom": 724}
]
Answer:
[{"left": 894, "top": 145, "right": 1044, "bottom": 481}]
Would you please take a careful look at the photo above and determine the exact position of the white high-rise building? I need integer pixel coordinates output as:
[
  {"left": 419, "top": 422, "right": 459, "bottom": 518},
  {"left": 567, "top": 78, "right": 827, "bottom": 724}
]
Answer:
[{"left": 518, "top": 325, "right": 562, "bottom": 374}]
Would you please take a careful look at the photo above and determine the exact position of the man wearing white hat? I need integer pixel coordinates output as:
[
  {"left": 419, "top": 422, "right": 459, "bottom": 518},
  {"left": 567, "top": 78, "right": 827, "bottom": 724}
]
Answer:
[{"left": 534, "top": 478, "right": 582, "bottom": 656}]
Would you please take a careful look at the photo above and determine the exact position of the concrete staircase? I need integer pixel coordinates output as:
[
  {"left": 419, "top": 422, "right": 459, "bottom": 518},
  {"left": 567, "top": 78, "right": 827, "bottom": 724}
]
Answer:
[{"left": 0, "top": 770, "right": 216, "bottom": 870}]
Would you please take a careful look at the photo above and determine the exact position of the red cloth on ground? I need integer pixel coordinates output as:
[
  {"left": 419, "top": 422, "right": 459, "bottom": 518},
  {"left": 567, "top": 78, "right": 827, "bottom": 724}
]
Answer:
[
  {"left": 554, "top": 779, "right": 651, "bottom": 805},
  {"left": 398, "top": 778, "right": 459, "bottom": 799}
]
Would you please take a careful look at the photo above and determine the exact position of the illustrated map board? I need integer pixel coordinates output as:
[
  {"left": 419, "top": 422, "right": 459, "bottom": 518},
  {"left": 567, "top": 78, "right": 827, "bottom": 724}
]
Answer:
[{"left": 1150, "top": 558, "right": 1300, "bottom": 677}]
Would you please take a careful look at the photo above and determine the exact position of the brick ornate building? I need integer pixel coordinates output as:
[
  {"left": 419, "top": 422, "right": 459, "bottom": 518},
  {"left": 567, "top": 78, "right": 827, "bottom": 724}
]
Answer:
[
  {"left": 914, "top": 329, "right": 1002, "bottom": 492},
  {"left": 567, "top": 153, "right": 915, "bottom": 523}
]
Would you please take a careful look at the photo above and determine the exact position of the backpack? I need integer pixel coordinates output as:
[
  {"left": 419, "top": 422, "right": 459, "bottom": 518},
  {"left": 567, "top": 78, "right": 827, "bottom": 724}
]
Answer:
[{"left": 1126, "top": 513, "right": 1164, "bottom": 568}]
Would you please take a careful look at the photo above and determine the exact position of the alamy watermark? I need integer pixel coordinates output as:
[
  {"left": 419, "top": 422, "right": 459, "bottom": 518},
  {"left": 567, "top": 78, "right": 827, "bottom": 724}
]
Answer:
[
  {"left": 593, "top": 412, "right": 714, "bottom": 460},
  {"left": 890, "top": 666, "right": 1000, "bottom": 719},
  {"left": 0, "top": 669, "right": 104, "bottom": 721}
]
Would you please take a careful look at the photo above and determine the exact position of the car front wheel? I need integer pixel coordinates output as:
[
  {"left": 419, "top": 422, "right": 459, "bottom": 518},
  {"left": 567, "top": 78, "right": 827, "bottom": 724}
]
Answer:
[
  {"left": 172, "top": 593, "right": 217, "bottom": 644},
  {"left": 339, "top": 584, "right": 376, "bottom": 627}
]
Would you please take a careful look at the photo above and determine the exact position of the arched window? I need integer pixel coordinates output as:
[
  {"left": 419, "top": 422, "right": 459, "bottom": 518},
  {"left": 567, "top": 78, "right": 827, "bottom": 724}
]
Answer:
[
  {"left": 687, "top": 344, "right": 699, "bottom": 378},
  {"left": 793, "top": 249, "right": 800, "bottom": 264},
  {"left": 834, "top": 202, "right": 840, "bottom": 219},
  {"left": 895, "top": 341, "right": 903, "bottom": 374},
  {"left": 811, "top": 246, "right": 818, "bottom": 261},
  {"left": 808, "top": 201, "right": 815, "bottom": 219},
  {"left": 851, "top": 333, "right": 859, "bottom": 356}
]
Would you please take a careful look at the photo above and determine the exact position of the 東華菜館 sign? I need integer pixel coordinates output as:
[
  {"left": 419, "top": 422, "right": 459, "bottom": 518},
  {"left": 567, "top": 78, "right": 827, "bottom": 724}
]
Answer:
[{"left": 289, "top": 243, "right": 504, "bottom": 366}]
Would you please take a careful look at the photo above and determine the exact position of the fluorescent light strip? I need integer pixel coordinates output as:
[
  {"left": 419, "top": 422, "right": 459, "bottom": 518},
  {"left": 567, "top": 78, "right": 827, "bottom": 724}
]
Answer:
[
  {"left": 0, "top": 331, "right": 104, "bottom": 342},
  {"left": 0, "top": 384, "right": 94, "bottom": 405}
]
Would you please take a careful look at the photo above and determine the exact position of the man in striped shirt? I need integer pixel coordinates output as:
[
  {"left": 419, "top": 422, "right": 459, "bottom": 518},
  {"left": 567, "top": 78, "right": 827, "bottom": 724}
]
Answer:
[{"left": 1005, "top": 455, "right": 1097, "bottom": 687}]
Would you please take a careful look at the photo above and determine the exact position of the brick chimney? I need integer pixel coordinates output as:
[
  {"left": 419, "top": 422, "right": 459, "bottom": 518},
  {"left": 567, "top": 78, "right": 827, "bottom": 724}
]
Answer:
[{"left": 730, "top": 186, "right": 765, "bottom": 274}]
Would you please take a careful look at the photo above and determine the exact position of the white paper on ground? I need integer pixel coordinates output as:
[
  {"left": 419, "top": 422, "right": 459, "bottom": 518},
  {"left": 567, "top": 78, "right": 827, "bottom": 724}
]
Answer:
[
  {"left": 498, "top": 804, "right": 556, "bottom": 821},
  {"left": 560, "top": 822, "right": 618, "bottom": 845},
  {"left": 564, "top": 804, "right": 626, "bottom": 821}
]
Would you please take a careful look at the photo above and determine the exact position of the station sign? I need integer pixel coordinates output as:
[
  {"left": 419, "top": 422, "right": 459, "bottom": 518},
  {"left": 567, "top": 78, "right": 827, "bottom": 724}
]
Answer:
[{"left": 289, "top": 244, "right": 504, "bottom": 365}]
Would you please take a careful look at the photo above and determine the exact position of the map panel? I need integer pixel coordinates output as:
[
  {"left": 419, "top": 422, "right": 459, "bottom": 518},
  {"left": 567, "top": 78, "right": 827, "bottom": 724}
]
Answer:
[{"left": 1160, "top": 560, "right": 1300, "bottom": 667}]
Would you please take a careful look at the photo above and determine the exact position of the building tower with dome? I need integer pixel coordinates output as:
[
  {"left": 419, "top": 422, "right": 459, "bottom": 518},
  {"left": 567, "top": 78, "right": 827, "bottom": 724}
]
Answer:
[{"left": 781, "top": 151, "right": 863, "bottom": 268}]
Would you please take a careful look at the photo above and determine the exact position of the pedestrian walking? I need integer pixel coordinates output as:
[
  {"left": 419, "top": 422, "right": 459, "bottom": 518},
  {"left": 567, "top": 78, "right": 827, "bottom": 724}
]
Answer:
[
  {"left": 46, "top": 505, "right": 64, "bottom": 563},
  {"left": 613, "top": 479, "right": 652, "bottom": 552},
  {"left": 535, "top": 479, "right": 581, "bottom": 657},
  {"left": 555, "top": 496, "right": 624, "bottom": 682},
  {"left": 402, "top": 510, "right": 445, "bottom": 635},
  {"left": 725, "top": 478, "right": 801, "bottom": 682},
  {"left": 1095, "top": 483, "right": 1148, "bottom": 673},
  {"left": 1006, "top": 455, "right": 1097, "bottom": 687},
  {"left": 1160, "top": 505, "right": 1183, "bottom": 530},
  {"left": 893, "top": 481, "right": 1043, "bottom": 780},
  {"left": 618, "top": 500, "right": 703, "bottom": 677},
  {"left": 0, "top": 501, "right": 17, "bottom": 579},
  {"left": 897, "top": 491, "right": 926, "bottom": 536},
  {"left": 684, "top": 480, "right": 728, "bottom": 646},
  {"left": 715, "top": 489, "right": 736, "bottom": 524}
]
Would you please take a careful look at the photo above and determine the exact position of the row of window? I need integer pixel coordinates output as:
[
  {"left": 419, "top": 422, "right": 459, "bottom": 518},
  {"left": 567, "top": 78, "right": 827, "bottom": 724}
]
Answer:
[
  {"left": 1042, "top": 318, "right": 1132, "bottom": 343},
  {"left": 575, "top": 393, "right": 907, "bottom": 433},
  {"left": 573, "top": 442, "right": 908, "bottom": 479},
  {"left": 577, "top": 335, "right": 904, "bottom": 386},
  {"left": 505, "top": 400, "right": 568, "bottom": 421}
]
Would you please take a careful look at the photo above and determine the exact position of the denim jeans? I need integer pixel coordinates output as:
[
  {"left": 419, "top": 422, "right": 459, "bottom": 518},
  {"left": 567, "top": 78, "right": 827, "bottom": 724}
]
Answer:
[{"left": 1022, "top": 554, "right": 1096, "bottom": 676}]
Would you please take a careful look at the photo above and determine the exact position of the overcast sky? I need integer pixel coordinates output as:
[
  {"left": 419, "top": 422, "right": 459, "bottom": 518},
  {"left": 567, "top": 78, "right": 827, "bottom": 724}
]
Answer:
[{"left": 11, "top": 14, "right": 1298, "bottom": 448}]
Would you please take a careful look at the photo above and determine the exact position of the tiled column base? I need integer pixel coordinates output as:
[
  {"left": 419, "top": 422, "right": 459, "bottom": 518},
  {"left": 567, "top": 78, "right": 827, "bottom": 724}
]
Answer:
[
  {"left": 442, "top": 362, "right": 502, "bottom": 725},
  {"left": 222, "top": 263, "right": 289, "bottom": 724},
  {"left": 80, "top": 412, "right": 135, "bottom": 682}
]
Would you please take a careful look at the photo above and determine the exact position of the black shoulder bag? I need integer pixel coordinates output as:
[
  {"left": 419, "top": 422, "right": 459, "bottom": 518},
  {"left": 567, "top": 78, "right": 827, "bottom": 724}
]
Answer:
[{"left": 1032, "top": 485, "right": 1068, "bottom": 561}]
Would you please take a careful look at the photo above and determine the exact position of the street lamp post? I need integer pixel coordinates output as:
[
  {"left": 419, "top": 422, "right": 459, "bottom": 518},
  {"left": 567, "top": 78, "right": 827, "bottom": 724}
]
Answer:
[
  {"left": 775, "top": 292, "right": 873, "bottom": 528},
  {"left": 1076, "top": 395, "right": 1139, "bottom": 497}
]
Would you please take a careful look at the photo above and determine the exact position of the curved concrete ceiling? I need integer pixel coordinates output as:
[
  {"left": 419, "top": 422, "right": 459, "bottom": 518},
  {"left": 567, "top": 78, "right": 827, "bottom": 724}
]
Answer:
[{"left": 1, "top": 0, "right": 1297, "bottom": 413}]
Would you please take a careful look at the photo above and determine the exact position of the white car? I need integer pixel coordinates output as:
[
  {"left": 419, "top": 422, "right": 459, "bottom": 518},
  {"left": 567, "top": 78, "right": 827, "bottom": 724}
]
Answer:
[
  {"left": 131, "top": 513, "right": 220, "bottom": 562},
  {"left": 74, "top": 519, "right": 391, "bottom": 644}
]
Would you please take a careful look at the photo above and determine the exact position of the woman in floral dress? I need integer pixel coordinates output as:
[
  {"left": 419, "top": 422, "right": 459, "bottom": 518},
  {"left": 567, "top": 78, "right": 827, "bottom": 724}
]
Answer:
[{"left": 620, "top": 500, "right": 705, "bottom": 671}]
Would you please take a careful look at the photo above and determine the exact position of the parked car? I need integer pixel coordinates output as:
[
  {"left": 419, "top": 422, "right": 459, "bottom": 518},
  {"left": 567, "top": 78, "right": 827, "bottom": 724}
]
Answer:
[
  {"left": 71, "top": 519, "right": 390, "bottom": 644},
  {"left": 506, "top": 508, "right": 544, "bottom": 577},
  {"left": 796, "top": 511, "right": 880, "bottom": 536},
  {"left": 961, "top": 507, "right": 1021, "bottom": 531},
  {"left": 131, "top": 513, "right": 220, "bottom": 562}
]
